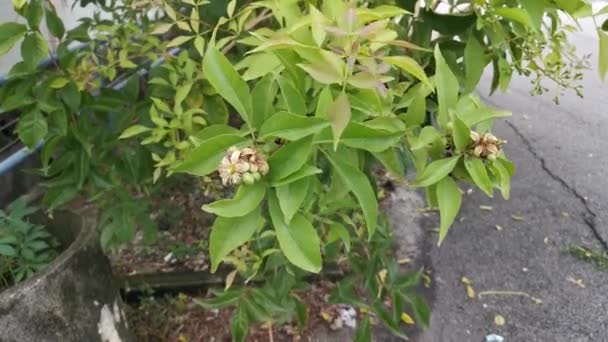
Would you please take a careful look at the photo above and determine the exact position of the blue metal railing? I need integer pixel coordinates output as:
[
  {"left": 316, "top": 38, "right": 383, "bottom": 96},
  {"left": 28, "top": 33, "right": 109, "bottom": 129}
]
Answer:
[{"left": 0, "top": 47, "right": 180, "bottom": 177}]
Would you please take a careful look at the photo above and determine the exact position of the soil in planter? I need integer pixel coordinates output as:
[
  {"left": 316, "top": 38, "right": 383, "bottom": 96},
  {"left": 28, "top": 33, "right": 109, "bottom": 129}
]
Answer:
[
  {"left": 127, "top": 280, "right": 362, "bottom": 342},
  {"left": 109, "top": 176, "right": 228, "bottom": 275},
  {"left": 110, "top": 168, "right": 399, "bottom": 276}
]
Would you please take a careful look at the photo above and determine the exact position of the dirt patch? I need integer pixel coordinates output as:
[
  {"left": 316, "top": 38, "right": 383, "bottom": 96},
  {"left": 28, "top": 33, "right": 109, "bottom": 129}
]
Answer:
[{"left": 109, "top": 176, "right": 228, "bottom": 275}]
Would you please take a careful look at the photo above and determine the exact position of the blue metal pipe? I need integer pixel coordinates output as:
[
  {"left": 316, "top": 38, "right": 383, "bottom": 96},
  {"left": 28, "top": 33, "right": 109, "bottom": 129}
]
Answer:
[
  {"left": 0, "top": 142, "right": 44, "bottom": 175},
  {"left": 0, "top": 47, "right": 181, "bottom": 177}
]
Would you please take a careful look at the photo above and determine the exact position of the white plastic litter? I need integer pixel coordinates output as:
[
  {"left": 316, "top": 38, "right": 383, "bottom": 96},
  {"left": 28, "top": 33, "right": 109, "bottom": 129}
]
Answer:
[
  {"left": 486, "top": 334, "right": 504, "bottom": 342},
  {"left": 338, "top": 306, "right": 357, "bottom": 329}
]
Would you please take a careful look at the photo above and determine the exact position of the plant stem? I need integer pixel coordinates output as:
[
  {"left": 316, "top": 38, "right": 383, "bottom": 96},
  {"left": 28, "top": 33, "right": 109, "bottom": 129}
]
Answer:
[{"left": 268, "top": 322, "right": 274, "bottom": 342}]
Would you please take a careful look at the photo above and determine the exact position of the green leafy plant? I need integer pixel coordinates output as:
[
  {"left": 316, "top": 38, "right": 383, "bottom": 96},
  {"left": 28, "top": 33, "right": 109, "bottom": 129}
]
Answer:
[
  {"left": 1, "top": 0, "right": 607, "bottom": 340},
  {"left": 122, "top": 1, "right": 604, "bottom": 340},
  {"left": 0, "top": 199, "right": 59, "bottom": 289}
]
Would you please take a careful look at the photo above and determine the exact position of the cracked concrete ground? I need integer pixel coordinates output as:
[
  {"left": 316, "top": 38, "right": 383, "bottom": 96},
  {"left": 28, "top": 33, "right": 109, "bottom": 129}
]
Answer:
[{"left": 416, "top": 8, "right": 608, "bottom": 342}]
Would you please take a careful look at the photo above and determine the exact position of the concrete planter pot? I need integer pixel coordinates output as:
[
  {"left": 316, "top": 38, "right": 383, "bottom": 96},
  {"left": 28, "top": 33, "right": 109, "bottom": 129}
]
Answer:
[{"left": 0, "top": 209, "right": 132, "bottom": 342}]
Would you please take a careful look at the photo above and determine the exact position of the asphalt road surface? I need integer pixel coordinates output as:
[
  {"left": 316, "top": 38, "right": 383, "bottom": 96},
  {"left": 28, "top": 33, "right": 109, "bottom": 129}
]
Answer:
[{"left": 418, "top": 3, "right": 608, "bottom": 341}]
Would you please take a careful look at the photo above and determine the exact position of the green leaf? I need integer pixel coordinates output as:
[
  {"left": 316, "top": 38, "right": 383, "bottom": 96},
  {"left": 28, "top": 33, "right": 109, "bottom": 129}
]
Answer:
[
  {"left": 328, "top": 92, "right": 351, "bottom": 151},
  {"left": 323, "top": 149, "right": 377, "bottom": 237},
  {"left": 373, "top": 148, "right": 404, "bottom": 177},
  {"left": 276, "top": 177, "right": 309, "bottom": 224},
  {"left": 194, "top": 288, "right": 243, "bottom": 309},
  {"left": 271, "top": 165, "right": 322, "bottom": 186},
  {"left": 175, "top": 134, "right": 247, "bottom": 176},
  {"left": 497, "top": 58, "right": 512, "bottom": 92},
  {"left": 354, "top": 316, "right": 372, "bottom": 342},
  {"left": 251, "top": 74, "right": 277, "bottom": 130},
  {"left": 436, "top": 176, "right": 461, "bottom": 245},
  {"left": 0, "top": 23, "right": 28, "bottom": 56},
  {"left": 277, "top": 76, "right": 307, "bottom": 115},
  {"left": 383, "top": 56, "right": 433, "bottom": 90},
  {"left": 491, "top": 158, "right": 512, "bottom": 200},
  {"left": 459, "top": 107, "right": 511, "bottom": 126},
  {"left": 404, "top": 90, "right": 427, "bottom": 127},
  {"left": 599, "top": 30, "right": 608, "bottom": 81},
  {"left": 194, "top": 36, "right": 205, "bottom": 56},
  {"left": 0, "top": 244, "right": 17, "bottom": 257},
  {"left": 192, "top": 125, "right": 241, "bottom": 142},
  {"left": 230, "top": 306, "right": 249, "bottom": 342},
  {"left": 167, "top": 35, "right": 194, "bottom": 47},
  {"left": 298, "top": 62, "right": 342, "bottom": 84},
  {"left": 24, "top": 0, "right": 44, "bottom": 29},
  {"left": 269, "top": 192, "right": 322, "bottom": 273},
  {"left": 21, "top": 32, "right": 48, "bottom": 68},
  {"left": 597, "top": 5, "right": 608, "bottom": 16},
  {"left": 464, "top": 157, "right": 493, "bottom": 197},
  {"left": 203, "top": 46, "right": 253, "bottom": 124},
  {"left": 315, "top": 122, "right": 404, "bottom": 153},
  {"left": 521, "top": 0, "right": 544, "bottom": 31},
  {"left": 209, "top": 207, "right": 264, "bottom": 272},
  {"left": 259, "top": 111, "right": 329, "bottom": 140},
  {"left": 293, "top": 296, "right": 308, "bottom": 329},
  {"left": 327, "top": 222, "right": 351, "bottom": 252},
  {"left": 404, "top": 293, "right": 431, "bottom": 328},
  {"left": 241, "top": 53, "right": 282, "bottom": 81},
  {"left": 464, "top": 35, "right": 487, "bottom": 94},
  {"left": 17, "top": 110, "right": 47, "bottom": 149},
  {"left": 315, "top": 87, "right": 333, "bottom": 118},
  {"left": 410, "top": 125, "right": 441, "bottom": 151},
  {"left": 45, "top": 7, "right": 65, "bottom": 38},
  {"left": 203, "top": 183, "right": 266, "bottom": 218},
  {"left": 119, "top": 125, "right": 150, "bottom": 139},
  {"left": 495, "top": 8, "right": 533, "bottom": 28},
  {"left": 412, "top": 156, "right": 461, "bottom": 187},
  {"left": 310, "top": 5, "right": 327, "bottom": 46},
  {"left": 348, "top": 72, "right": 380, "bottom": 89},
  {"left": 452, "top": 116, "right": 470, "bottom": 152},
  {"left": 434, "top": 45, "right": 459, "bottom": 128},
  {"left": 268, "top": 136, "right": 314, "bottom": 181}
]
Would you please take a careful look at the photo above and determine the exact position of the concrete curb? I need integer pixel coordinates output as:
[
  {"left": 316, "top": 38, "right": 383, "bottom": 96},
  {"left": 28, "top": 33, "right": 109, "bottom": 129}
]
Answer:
[{"left": 0, "top": 210, "right": 132, "bottom": 342}]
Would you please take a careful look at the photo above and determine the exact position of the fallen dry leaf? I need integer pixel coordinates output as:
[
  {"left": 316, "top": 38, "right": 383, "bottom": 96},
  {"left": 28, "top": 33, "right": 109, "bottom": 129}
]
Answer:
[
  {"left": 511, "top": 214, "right": 526, "bottom": 221},
  {"left": 494, "top": 314, "right": 506, "bottom": 326},
  {"left": 567, "top": 277, "right": 586, "bottom": 288}
]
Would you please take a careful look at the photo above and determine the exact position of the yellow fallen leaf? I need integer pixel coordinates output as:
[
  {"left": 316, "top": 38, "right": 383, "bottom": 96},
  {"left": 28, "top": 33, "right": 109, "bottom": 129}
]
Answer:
[
  {"left": 567, "top": 277, "right": 585, "bottom": 288},
  {"left": 422, "top": 273, "right": 432, "bottom": 288},
  {"left": 377, "top": 269, "right": 388, "bottom": 284},
  {"left": 494, "top": 314, "right": 505, "bottom": 326},
  {"left": 320, "top": 311, "right": 332, "bottom": 321},
  {"left": 401, "top": 312, "right": 415, "bottom": 325},
  {"left": 398, "top": 257, "right": 411, "bottom": 265},
  {"left": 511, "top": 214, "right": 526, "bottom": 221},
  {"left": 461, "top": 277, "right": 476, "bottom": 298},
  {"left": 466, "top": 285, "right": 476, "bottom": 299},
  {"left": 178, "top": 335, "right": 188, "bottom": 342}
]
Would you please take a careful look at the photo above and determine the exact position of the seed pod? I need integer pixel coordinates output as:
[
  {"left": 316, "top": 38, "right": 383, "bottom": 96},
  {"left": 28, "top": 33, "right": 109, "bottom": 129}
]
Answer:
[{"left": 242, "top": 173, "right": 255, "bottom": 185}]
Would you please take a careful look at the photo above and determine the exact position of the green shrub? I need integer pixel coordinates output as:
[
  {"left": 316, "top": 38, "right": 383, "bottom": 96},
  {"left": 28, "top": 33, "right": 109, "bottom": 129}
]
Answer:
[
  {"left": 0, "top": 199, "right": 59, "bottom": 289},
  {"left": 1, "top": 0, "right": 607, "bottom": 339}
]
